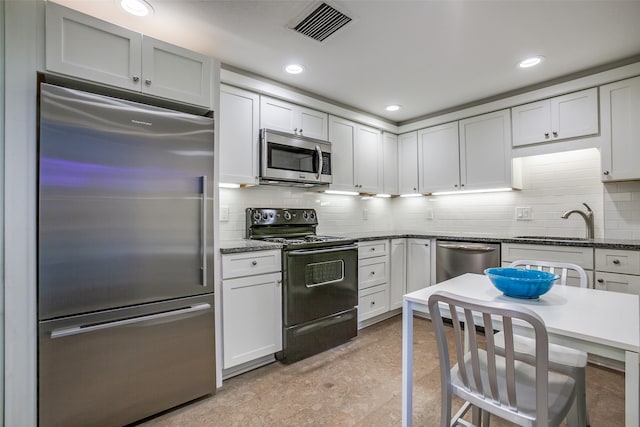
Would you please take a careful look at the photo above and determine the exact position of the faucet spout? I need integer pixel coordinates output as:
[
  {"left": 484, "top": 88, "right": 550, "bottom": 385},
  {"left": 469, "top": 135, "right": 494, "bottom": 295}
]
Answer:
[{"left": 561, "top": 203, "right": 594, "bottom": 239}]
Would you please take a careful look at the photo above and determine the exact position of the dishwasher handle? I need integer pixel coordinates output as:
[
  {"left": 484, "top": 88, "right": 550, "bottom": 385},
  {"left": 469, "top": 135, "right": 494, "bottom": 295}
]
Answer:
[{"left": 437, "top": 243, "right": 498, "bottom": 252}]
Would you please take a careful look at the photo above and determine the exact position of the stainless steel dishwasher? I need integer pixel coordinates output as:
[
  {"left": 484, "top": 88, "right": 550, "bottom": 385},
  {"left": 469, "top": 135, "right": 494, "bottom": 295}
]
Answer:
[{"left": 436, "top": 241, "right": 501, "bottom": 283}]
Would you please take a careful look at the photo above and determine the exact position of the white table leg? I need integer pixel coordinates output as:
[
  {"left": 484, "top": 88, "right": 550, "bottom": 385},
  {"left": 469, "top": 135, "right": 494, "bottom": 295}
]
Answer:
[
  {"left": 402, "top": 299, "right": 414, "bottom": 427},
  {"left": 625, "top": 350, "right": 639, "bottom": 427}
]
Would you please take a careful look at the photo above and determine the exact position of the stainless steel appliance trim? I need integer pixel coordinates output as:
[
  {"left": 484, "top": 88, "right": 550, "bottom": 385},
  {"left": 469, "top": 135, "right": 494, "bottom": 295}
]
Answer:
[
  {"left": 287, "top": 244, "right": 358, "bottom": 256},
  {"left": 305, "top": 259, "right": 345, "bottom": 288},
  {"left": 437, "top": 243, "right": 498, "bottom": 252},
  {"left": 315, "top": 145, "right": 322, "bottom": 179},
  {"left": 50, "top": 303, "right": 211, "bottom": 338},
  {"left": 201, "top": 175, "right": 207, "bottom": 287}
]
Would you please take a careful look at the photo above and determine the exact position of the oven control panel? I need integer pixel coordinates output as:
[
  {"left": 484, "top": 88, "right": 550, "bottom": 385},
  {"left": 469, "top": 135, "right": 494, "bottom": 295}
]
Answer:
[{"left": 246, "top": 208, "right": 318, "bottom": 226}]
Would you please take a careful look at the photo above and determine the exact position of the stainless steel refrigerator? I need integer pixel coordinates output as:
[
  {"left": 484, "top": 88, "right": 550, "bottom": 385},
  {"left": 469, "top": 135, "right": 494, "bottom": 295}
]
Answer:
[{"left": 37, "top": 83, "right": 215, "bottom": 427}]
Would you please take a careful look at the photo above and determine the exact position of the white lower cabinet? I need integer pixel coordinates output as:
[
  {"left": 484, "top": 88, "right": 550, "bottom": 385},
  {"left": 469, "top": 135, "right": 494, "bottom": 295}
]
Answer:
[
  {"left": 358, "top": 240, "right": 390, "bottom": 322},
  {"left": 389, "top": 239, "right": 407, "bottom": 310},
  {"left": 221, "top": 250, "right": 282, "bottom": 369},
  {"left": 595, "top": 248, "right": 640, "bottom": 294},
  {"left": 406, "top": 239, "right": 432, "bottom": 293}
]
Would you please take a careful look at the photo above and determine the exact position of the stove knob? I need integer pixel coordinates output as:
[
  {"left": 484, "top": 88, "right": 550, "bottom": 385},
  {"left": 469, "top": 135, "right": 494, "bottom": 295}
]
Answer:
[
  {"left": 303, "top": 211, "right": 309, "bottom": 220},
  {"left": 252, "top": 211, "right": 262, "bottom": 222},
  {"left": 309, "top": 211, "right": 316, "bottom": 220},
  {"left": 283, "top": 211, "right": 292, "bottom": 221}
]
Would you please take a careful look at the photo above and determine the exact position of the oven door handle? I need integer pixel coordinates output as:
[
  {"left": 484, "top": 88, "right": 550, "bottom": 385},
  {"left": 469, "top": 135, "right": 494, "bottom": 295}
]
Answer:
[{"left": 287, "top": 245, "right": 357, "bottom": 256}]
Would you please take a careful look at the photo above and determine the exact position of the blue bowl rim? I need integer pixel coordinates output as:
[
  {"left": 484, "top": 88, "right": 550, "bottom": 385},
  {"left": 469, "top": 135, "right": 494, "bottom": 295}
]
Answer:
[{"left": 484, "top": 267, "right": 559, "bottom": 281}]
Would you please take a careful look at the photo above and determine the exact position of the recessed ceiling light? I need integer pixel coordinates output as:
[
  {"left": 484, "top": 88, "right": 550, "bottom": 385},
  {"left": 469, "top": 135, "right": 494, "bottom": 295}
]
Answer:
[
  {"left": 385, "top": 105, "right": 401, "bottom": 112},
  {"left": 285, "top": 64, "right": 304, "bottom": 74},
  {"left": 121, "top": 0, "right": 153, "bottom": 16},
  {"left": 518, "top": 56, "right": 544, "bottom": 69}
]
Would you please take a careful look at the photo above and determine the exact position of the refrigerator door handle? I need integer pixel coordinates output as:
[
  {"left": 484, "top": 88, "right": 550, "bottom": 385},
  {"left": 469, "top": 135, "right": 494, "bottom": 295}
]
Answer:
[
  {"left": 50, "top": 303, "right": 211, "bottom": 339},
  {"left": 201, "top": 175, "right": 207, "bottom": 287}
]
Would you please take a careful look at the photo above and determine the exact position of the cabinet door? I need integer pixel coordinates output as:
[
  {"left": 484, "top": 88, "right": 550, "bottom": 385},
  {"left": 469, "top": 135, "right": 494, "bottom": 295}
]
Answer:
[
  {"left": 600, "top": 76, "right": 640, "bottom": 181},
  {"left": 219, "top": 86, "right": 260, "bottom": 185},
  {"left": 328, "top": 116, "right": 356, "bottom": 191},
  {"left": 260, "top": 96, "right": 298, "bottom": 133},
  {"left": 594, "top": 271, "right": 640, "bottom": 295},
  {"left": 355, "top": 124, "right": 382, "bottom": 193},
  {"left": 222, "top": 272, "right": 282, "bottom": 368},
  {"left": 511, "top": 99, "right": 551, "bottom": 146},
  {"left": 406, "top": 239, "right": 431, "bottom": 293},
  {"left": 398, "top": 132, "right": 419, "bottom": 194},
  {"left": 389, "top": 239, "right": 406, "bottom": 310},
  {"left": 141, "top": 36, "right": 212, "bottom": 108},
  {"left": 46, "top": 2, "right": 142, "bottom": 92},
  {"left": 418, "top": 122, "right": 460, "bottom": 193},
  {"left": 298, "top": 106, "right": 328, "bottom": 139},
  {"left": 551, "top": 88, "right": 598, "bottom": 141},
  {"left": 382, "top": 133, "right": 399, "bottom": 195},
  {"left": 460, "top": 109, "right": 512, "bottom": 190}
]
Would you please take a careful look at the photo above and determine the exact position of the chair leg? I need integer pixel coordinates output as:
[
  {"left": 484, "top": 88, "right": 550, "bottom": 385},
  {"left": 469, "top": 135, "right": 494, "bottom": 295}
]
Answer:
[
  {"left": 482, "top": 410, "right": 490, "bottom": 427},
  {"left": 442, "top": 390, "right": 452, "bottom": 427},
  {"left": 471, "top": 405, "right": 480, "bottom": 426},
  {"left": 575, "top": 367, "right": 589, "bottom": 427}
]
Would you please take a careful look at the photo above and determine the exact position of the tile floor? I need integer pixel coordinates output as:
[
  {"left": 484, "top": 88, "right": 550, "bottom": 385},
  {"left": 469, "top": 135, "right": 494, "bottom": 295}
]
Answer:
[{"left": 138, "top": 315, "right": 624, "bottom": 426}]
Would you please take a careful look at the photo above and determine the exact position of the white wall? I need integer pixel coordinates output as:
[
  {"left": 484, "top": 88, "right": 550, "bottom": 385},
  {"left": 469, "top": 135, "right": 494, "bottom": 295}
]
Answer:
[{"left": 219, "top": 148, "right": 640, "bottom": 241}]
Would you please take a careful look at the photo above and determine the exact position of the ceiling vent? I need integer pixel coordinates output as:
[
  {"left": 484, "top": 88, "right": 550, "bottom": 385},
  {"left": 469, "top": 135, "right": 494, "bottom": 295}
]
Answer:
[{"left": 291, "top": 2, "right": 352, "bottom": 42}]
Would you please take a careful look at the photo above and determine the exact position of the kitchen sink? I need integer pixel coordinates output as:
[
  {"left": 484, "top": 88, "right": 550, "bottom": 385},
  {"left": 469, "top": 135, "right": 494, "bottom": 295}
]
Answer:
[{"left": 514, "top": 235, "right": 592, "bottom": 241}]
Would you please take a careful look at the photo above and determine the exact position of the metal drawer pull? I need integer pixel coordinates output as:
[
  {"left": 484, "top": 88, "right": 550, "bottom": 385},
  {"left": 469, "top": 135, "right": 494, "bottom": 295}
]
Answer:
[
  {"left": 288, "top": 245, "right": 357, "bottom": 256},
  {"left": 437, "top": 243, "right": 497, "bottom": 252},
  {"left": 251, "top": 260, "right": 258, "bottom": 266},
  {"left": 612, "top": 259, "right": 621, "bottom": 265},
  {"left": 50, "top": 303, "right": 211, "bottom": 339}
]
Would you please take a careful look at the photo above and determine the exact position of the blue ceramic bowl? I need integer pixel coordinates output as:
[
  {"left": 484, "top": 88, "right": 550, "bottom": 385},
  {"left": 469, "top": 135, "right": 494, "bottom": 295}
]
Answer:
[{"left": 484, "top": 267, "right": 559, "bottom": 299}]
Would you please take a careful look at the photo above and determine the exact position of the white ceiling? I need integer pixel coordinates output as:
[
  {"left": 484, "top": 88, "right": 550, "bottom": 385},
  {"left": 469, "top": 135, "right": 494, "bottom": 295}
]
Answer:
[{"left": 53, "top": 0, "right": 640, "bottom": 123}]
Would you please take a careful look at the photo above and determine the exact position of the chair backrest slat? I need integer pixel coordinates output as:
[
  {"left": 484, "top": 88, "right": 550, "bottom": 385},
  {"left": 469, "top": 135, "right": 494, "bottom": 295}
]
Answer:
[
  {"left": 502, "top": 317, "right": 518, "bottom": 410},
  {"left": 482, "top": 312, "right": 500, "bottom": 401},
  {"left": 464, "top": 308, "right": 484, "bottom": 396},
  {"left": 509, "top": 259, "right": 588, "bottom": 288},
  {"left": 448, "top": 303, "right": 469, "bottom": 388}
]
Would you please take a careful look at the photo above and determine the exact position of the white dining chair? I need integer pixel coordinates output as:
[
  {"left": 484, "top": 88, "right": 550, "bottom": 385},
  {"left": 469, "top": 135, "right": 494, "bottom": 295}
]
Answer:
[
  {"left": 493, "top": 259, "right": 590, "bottom": 426},
  {"left": 428, "top": 290, "right": 579, "bottom": 427}
]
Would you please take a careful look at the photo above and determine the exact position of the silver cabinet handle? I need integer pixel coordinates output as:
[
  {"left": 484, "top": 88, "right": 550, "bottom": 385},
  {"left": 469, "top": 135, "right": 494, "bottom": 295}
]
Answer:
[
  {"left": 50, "top": 303, "right": 211, "bottom": 339},
  {"left": 552, "top": 131, "right": 558, "bottom": 137},
  {"left": 251, "top": 260, "right": 258, "bottom": 266},
  {"left": 132, "top": 76, "right": 140, "bottom": 82},
  {"left": 288, "top": 244, "right": 357, "bottom": 256},
  {"left": 437, "top": 243, "right": 497, "bottom": 252},
  {"left": 201, "top": 176, "right": 208, "bottom": 286},
  {"left": 544, "top": 132, "right": 550, "bottom": 138},
  {"left": 299, "top": 129, "right": 303, "bottom": 134},
  {"left": 315, "top": 145, "right": 323, "bottom": 179},
  {"left": 603, "top": 171, "right": 610, "bottom": 176},
  {"left": 145, "top": 79, "right": 152, "bottom": 86},
  {"left": 597, "top": 278, "right": 604, "bottom": 283},
  {"left": 613, "top": 259, "right": 621, "bottom": 265}
]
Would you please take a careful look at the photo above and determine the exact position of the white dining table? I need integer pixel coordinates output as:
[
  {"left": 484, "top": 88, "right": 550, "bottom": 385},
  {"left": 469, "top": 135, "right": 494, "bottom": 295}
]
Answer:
[{"left": 401, "top": 273, "right": 640, "bottom": 427}]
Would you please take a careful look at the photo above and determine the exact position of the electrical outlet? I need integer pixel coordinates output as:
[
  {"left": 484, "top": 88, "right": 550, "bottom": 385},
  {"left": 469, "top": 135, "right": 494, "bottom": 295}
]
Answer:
[
  {"left": 362, "top": 208, "right": 368, "bottom": 220},
  {"left": 515, "top": 207, "right": 532, "bottom": 221},
  {"left": 220, "top": 206, "right": 230, "bottom": 221}
]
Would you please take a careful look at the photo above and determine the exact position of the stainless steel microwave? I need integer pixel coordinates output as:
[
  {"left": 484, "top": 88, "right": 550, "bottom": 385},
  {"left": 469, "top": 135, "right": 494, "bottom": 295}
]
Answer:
[{"left": 260, "top": 129, "right": 332, "bottom": 186}]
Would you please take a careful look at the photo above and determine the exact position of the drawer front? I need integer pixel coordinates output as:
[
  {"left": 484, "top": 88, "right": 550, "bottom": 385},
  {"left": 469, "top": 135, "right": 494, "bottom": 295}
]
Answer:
[
  {"left": 358, "top": 240, "right": 389, "bottom": 259},
  {"left": 222, "top": 250, "right": 281, "bottom": 279},
  {"left": 501, "top": 243, "right": 593, "bottom": 269},
  {"left": 594, "top": 271, "right": 640, "bottom": 295},
  {"left": 595, "top": 249, "right": 640, "bottom": 275},
  {"left": 358, "top": 284, "right": 390, "bottom": 321},
  {"left": 358, "top": 256, "right": 388, "bottom": 289}
]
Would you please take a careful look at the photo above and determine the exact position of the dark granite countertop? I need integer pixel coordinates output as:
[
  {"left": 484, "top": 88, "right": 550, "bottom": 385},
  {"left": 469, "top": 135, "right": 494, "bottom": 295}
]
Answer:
[{"left": 220, "top": 233, "right": 640, "bottom": 253}]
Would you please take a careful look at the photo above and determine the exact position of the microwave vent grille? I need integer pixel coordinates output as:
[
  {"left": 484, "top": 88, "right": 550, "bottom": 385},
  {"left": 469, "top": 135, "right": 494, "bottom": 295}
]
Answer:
[{"left": 291, "top": 2, "right": 352, "bottom": 42}]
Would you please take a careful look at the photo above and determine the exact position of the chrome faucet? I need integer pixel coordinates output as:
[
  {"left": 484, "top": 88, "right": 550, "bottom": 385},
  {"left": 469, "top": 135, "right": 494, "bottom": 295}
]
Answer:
[{"left": 561, "top": 203, "right": 594, "bottom": 239}]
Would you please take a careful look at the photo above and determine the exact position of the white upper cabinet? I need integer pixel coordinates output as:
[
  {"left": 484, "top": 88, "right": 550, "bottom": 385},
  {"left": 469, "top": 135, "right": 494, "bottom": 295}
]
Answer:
[
  {"left": 398, "top": 132, "right": 419, "bottom": 194},
  {"left": 219, "top": 85, "right": 260, "bottom": 185},
  {"left": 45, "top": 2, "right": 212, "bottom": 108},
  {"left": 459, "top": 109, "right": 513, "bottom": 190},
  {"left": 418, "top": 122, "right": 460, "bottom": 193},
  {"left": 382, "top": 132, "right": 399, "bottom": 195},
  {"left": 260, "top": 96, "right": 328, "bottom": 139},
  {"left": 600, "top": 76, "right": 640, "bottom": 181},
  {"left": 511, "top": 88, "right": 598, "bottom": 146},
  {"left": 328, "top": 116, "right": 382, "bottom": 193}
]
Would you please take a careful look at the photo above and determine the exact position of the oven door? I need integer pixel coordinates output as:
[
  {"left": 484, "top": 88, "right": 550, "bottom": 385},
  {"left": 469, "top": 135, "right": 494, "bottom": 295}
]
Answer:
[
  {"left": 283, "top": 244, "right": 357, "bottom": 326},
  {"left": 260, "top": 129, "right": 332, "bottom": 184}
]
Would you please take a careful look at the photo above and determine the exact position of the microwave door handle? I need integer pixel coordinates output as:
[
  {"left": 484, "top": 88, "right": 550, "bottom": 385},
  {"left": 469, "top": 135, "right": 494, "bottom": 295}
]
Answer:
[{"left": 315, "top": 145, "right": 322, "bottom": 179}]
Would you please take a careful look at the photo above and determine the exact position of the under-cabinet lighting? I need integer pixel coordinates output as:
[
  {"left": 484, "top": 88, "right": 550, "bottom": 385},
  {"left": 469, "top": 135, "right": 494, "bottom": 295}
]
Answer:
[
  {"left": 431, "top": 187, "right": 513, "bottom": 196},
  {"left": 375, "top": 194, "right": 392, "bottom": 198},
  {"left": 400, "top": 193, "right": 423, "bottom": 198},
  {"left": 121, "top": 0, "right": 153, "bottom": 16},
  {"left": 324, "top": 190, "right": 359, "bottom": 196},
  {"left": 219, "top": 183, "right": 240, "bottom": 189}
]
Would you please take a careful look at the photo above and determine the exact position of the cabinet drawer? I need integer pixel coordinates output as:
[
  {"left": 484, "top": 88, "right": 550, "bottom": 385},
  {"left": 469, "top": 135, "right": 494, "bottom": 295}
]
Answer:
[
  {"left": 501, "top": 243, "right": 593, "bottom": 269},
  {"left": 594, "top": 271, "right": 640, "bottom": 295},
  {"left": 358, "top": 284, "right": 390, "bottom": 321},
  {"left": 595, "top": 249, "right": 640, "bottom": 275},
  {"left": 222, "top": 250, "right": 281, "bottom": 279},
  {"left": 358, "top": 256, "right": 388, "bottom": 289},
  {"left": 358, "top": 240, "right": 389, "bottom": 259}
]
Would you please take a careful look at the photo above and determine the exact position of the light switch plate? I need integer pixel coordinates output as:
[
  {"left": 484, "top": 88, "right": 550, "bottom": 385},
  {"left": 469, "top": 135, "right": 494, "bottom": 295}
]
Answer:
[
  {"left": 220, "top": 206, "right": 230, "bottom": 221},
  {"left": 425, "top": 208, "right": 434, "bottom": 220},
  {"left": 362, "top": 208, "right": 368, "bottom": 220},
  {"left": 515, "top": 207, "right": 532, "bottom": 221}
]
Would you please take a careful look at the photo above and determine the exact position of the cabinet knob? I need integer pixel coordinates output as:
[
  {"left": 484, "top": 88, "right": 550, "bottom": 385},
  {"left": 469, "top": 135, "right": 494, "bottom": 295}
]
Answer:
[
  {"left": 145, "top": 79, "right": 152, "bottom": 86},
  {"left": 613, "top": 259, "right": 621, "bottom": 265},
  {"left": 544, "top": 132, "right": 550, "bottom": 138},
  {"left": 454, "top": 184, "right": 458, "bottom": 188},
  {"left": 370, "top": 271, "right": 375, "bottom": 275},
  {"left": 413, "top": 187, "right": 417, "bottom": 191},
  {"left": 460, "top": 184, "right": 465, "bottom": 187},
  {"left": 603, "top": 171, "right": 610, "bottom": 176},
  {"left": 132, "top": 76, "right": 140, "bottom": 82},
  {"left": 370, "top": 247, "right": 375, "bottom": 251},
  {"left": 597, "top": 278, "right": 604, "bottom": 283},
  {"left": 552, "top": 131, "right": 558, "bottom": 137},
  {"left": 251, "top": 260, "right": 258, "bottom": 266},
  {"left": 299, "top": 129, "right": 303, "bottom": 134},
  {"left": 371, "top": 301, "right": 376, "bottom": 306},
  {"left": 294, "top": 128, "right": 298, "bottom": 134}
]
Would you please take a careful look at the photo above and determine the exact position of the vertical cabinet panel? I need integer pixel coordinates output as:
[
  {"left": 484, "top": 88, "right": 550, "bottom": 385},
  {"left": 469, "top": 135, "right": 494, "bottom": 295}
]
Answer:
[
  {"left": 406, "top": 239, "right": 431, "bottom": 293},
  {"left": 299, "top": 106, "right": 329, "bottom": 139},
  {"left": 382, "top": 132, "right": 399, "bottom": 195},
  {"left": 219, "top": 85, "right": 260, "bottom": 185},
  {"left": 600, "top": 76, "right": 640, "bottom": 181},
  {"left": 418, "top": 122, "right": 460, "bottom": 193},
  {"left": 389, "top": 239, "right": 407, "bottom": 310},
  {"left": 398, "top": 132, "right": 419, "bottom": 194},
  {"left": 356, "top": 124, "right": 382, "bottom": 193},
  {"left": 260, "top": 96, "right": 328, "bottom": 139},
  {"left": 328, "top": 116, "right": 357, "bottom": 191}
]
